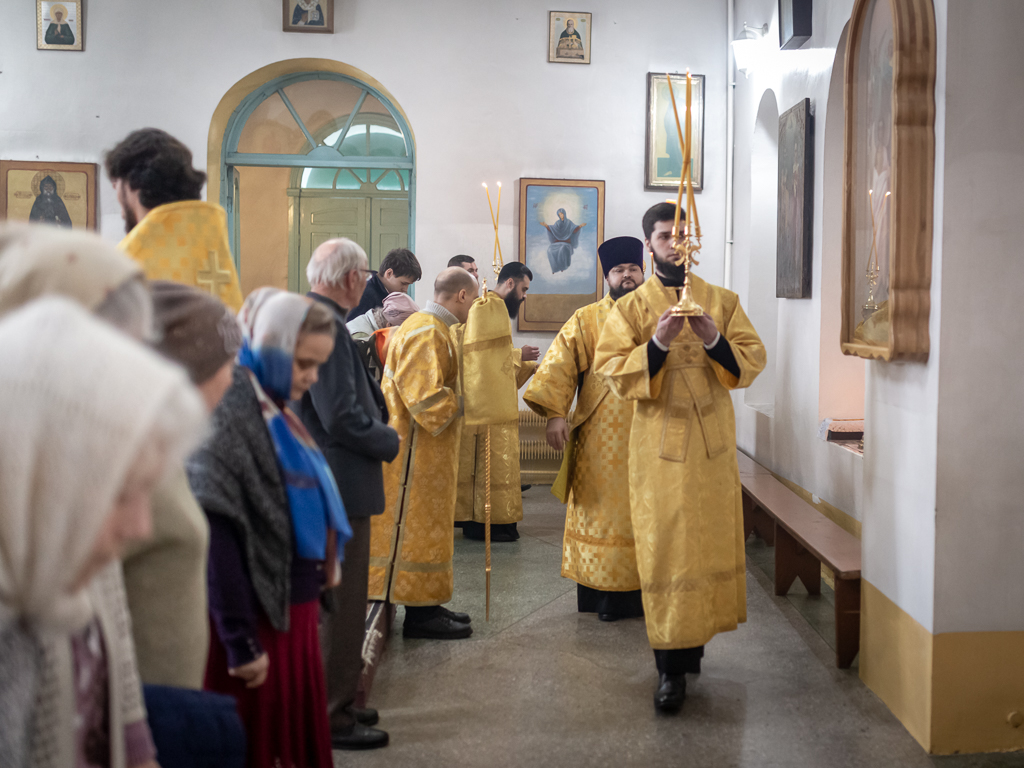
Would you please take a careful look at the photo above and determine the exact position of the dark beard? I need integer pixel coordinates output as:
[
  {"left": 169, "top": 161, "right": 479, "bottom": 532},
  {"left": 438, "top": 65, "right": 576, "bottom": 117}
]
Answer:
[
  {"left": 504, "top": 293, "right": 524, "bottom": 319},
  {"left": 653, "top": 254, "right": 687, "bottom": 286},
  {"left": 608, "top": 281, "right": 639, "bottom": 301},
  {"left": 118, "top": 185, "right": 139, "bottom": 234}
]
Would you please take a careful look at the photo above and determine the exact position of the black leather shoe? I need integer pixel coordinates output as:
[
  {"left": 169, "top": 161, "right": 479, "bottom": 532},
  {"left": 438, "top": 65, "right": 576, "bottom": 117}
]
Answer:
[
  {"left": 331, "top": 722, "right": 389, "bottom": 750},
  {"left": 598, "top": 612, "right": 618, "bottom": 622},
  {"left": 352, "top": 707, "right": 379, "bottom": 726},
  {"left": 653, "top": 673, "right": 686, "bottom": 713},
  {"left": 439, "top": 606, "right": 471, "bottom": 624},
  {"left": 521, "top": 484, "right": 533, "bottom": 492},
  {"left": 403, "top": 614, "right": 473, "bottom": 639},
  {"left": 461, "top": 522, "right": 520, "bottom": 542}
]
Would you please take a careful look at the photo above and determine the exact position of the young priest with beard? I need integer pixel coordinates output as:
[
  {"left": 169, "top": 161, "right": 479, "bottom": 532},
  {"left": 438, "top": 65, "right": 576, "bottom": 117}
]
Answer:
[
  {"left": 594, "top": 203, "right": 766, "bottom": 713},
  {"left": 524, "top": 237, "right": 647, "bottom": 621},
  {"left": 455, "top": 262, "right": 540, "bottom": 542}
]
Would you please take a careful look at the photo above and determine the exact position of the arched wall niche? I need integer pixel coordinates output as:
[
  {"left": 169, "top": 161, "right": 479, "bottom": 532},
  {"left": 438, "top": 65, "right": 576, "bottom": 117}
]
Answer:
[
  {"left": 819, "top": 24, "right": 866, "bottom": 423},
  {"left": 744, "top": 89, "right": 780, "bottom": 416}
]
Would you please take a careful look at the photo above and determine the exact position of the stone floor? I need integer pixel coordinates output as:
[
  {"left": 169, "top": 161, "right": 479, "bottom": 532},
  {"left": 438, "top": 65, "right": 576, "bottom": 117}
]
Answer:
[{"left": 340, "top": 488, "right": 1024, "bottom": 768}]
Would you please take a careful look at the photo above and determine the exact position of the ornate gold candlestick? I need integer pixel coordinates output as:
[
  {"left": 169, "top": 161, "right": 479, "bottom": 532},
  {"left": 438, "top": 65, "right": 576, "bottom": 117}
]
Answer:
[{"left": 665, "top": 71, "right": 704, "bottom": 317}]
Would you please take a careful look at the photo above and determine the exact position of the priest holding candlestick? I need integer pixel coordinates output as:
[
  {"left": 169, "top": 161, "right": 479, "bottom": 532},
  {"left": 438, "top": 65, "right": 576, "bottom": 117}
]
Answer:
[{"left": 594, "top": 72, "right": 765, "bottom": 713}]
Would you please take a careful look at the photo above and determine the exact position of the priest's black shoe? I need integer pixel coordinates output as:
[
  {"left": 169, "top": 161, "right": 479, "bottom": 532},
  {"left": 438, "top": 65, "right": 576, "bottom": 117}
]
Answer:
[
  {"left": 440, "top": 606, "right": 471, "bottom": 624},
  {"left": 352, "top": 707, "right": 379, "bottom": 726},
  {"left": 403, "top": 614, "right": 473, "bottom": 640},
  {"left": 598, "top": 612, "right": 619, "bottom": 622},
  {"left": 462, "top": 521, "right": 520, "bottom": 542},
  {"left": 653, "top": 673, "right": 686, "bottom": 713},
  {"left": 331, "top": 723, "right": 389, "bottom": 750}
]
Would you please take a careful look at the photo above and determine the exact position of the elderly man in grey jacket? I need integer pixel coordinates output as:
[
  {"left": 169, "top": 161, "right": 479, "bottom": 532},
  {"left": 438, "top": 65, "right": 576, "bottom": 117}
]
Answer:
[{"left": 297, "top": 238, "right": 399, "bottom": 751}]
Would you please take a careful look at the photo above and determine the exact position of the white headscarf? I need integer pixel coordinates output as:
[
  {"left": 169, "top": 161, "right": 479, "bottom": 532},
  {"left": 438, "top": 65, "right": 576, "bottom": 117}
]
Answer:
[{"left": 0, "top": 297, "right": 206, "bottom": 634}]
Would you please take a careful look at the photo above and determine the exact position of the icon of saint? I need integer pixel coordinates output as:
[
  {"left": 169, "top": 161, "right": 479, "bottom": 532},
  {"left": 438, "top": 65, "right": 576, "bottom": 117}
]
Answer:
[
  {"left": 44, "top": 6, "right": 75, "bottom": 46},
  {"left": 292, "top": 0, "right": 324, "bottom": 26},
  {"left": 29, "top": 176, "right": 73, "bottom": 228},
  {"left": 557, "top": 19, "right": 584, "bottom": 58},
  {"left": 540, "top": 209, "right": 586, "bottom": 274}
]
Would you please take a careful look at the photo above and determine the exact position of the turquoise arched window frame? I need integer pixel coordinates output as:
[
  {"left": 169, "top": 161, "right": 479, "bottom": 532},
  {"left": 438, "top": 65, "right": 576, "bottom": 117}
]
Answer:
[{"left": 219, "top": 71, "right": 415, "bottom": 273}]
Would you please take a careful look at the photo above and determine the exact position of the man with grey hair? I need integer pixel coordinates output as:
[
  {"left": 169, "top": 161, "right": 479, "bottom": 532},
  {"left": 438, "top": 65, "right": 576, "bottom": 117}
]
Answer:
[{"left": 296, "top": 238, "right": 399, "bottom": 751}]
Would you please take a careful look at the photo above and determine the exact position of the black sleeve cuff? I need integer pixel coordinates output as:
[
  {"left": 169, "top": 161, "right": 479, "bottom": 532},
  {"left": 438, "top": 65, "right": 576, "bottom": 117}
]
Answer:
[
  {"left": 647, "top": 339, "right": 669, "bottom": 378},
  {"left": 705, "top": 336, "right": 740, "bottom": 379}
]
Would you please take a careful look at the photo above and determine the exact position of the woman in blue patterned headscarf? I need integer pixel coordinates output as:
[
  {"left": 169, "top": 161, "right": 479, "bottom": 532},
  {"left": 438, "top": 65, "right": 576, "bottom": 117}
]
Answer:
[{"left": 189, "top": 287, "right": 350, "bottom": 768}]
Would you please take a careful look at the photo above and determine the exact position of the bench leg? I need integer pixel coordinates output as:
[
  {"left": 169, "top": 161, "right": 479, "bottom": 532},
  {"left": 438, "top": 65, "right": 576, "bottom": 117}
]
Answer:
[
  {"left": 774, "top": 526, "right": 821, "bottom": 596},
  {"left": 742, "top": 492, "right": 776, "bottom": 545},
  {"left": 834, "top": 578, "right": 861, "bottom": 669}
]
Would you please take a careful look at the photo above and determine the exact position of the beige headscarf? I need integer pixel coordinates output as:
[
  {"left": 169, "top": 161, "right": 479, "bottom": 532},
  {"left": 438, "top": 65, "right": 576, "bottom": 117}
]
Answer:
[
  {"left": 0, "top": 222, "right": 151, "bottom": 337},
  {"left": 0, "top": 297, "right": 206, "bottom": 634}
]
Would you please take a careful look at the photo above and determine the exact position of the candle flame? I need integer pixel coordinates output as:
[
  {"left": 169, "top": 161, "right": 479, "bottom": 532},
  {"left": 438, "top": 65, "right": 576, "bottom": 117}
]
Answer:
[
  {"left": 482, "top": 182, "right": 488, "bottom": 188},
  {"left": 497, "top": 181, "right": 502, "bottom": 187},
  {"left": 885, "top": 191, "right": 891, "bottom": 198}
]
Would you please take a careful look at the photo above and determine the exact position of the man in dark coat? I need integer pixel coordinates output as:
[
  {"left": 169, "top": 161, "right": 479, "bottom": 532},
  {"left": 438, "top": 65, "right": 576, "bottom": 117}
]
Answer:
[
  {"left": 349, "top": 247, "right": 422, "bottom": 320},
  {"left": 297, "top": 238, "right": 400, "bottom": 751}
]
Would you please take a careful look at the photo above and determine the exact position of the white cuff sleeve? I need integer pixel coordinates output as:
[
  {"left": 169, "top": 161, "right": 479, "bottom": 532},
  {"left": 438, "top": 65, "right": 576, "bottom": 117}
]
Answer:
[
  {"left": 703, "top": 331, "right": 721, "bottom": 350},
  {"left": 651, "top": 334, "right": 670, "bottom": 352}
]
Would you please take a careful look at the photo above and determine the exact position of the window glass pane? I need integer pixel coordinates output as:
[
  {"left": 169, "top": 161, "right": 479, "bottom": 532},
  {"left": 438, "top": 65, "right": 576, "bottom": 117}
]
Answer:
[
  {"left": 334, "top": 169, "right": 363, "bottom": 190},
  {"left": 399, "top": 170, "right": 410, "bottom": 188},
  {"left": 375, "top": 170, "right": 403, "bottom": 191},
  {"left": 237, "top": 92, "right": 308, "bottom": 154},
  {"left": 301, "top": 168, "right": 337, "bottom": 189},
  {"left": 279, "top": 80, "right": 367, "bottom": 143}
]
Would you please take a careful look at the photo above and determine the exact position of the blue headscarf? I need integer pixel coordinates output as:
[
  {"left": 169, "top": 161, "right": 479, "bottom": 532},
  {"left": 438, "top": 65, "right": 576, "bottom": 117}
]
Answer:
[{"left": 237, "top": 288, "right": 351, "bottom": 560}]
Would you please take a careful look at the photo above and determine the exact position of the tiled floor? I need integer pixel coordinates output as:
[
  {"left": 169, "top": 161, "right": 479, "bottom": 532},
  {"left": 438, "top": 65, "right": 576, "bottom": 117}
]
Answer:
[{"left": 340, "top": 488, "right": 1024, "bottom": 768}]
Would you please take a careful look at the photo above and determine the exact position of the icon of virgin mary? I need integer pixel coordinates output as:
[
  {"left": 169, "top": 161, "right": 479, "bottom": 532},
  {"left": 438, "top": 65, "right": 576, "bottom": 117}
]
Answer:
[{"left": 540, "top": 209, "right": 586, "bottom": 274}]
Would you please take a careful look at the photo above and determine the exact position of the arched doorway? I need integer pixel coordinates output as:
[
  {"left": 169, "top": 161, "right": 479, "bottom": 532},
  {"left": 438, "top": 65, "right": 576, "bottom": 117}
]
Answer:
[{"left": 209, "top": 63, "right": 415, "bottom": 295}]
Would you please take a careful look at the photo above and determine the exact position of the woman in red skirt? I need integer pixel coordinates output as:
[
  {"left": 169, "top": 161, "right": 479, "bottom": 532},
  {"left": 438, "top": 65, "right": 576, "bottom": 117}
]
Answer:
[{"left": 188, "top": 288, "right": 352, "bottom": 768}]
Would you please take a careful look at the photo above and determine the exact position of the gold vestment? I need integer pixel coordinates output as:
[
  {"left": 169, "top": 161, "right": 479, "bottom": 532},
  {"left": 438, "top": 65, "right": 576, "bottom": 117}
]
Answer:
[
  {"left": 594, "top": 275, "right": 765, "bottom": 649},
  {"left": 369, "top": 311, "right": 462, "bottom": 605},
  {"left": 120, "top": 201, "right": 244, "bottom": 311},
  {"left": 525, "top": 294, "right": 640, "bottom": 591},
  {"left": 454, "top": 292, "right": 536, "bottom": 525}
]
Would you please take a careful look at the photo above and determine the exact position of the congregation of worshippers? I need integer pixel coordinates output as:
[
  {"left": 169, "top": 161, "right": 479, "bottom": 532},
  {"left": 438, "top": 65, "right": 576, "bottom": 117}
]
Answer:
[{"left": 0, "top": 127, "right": 762, "bottom": 767}]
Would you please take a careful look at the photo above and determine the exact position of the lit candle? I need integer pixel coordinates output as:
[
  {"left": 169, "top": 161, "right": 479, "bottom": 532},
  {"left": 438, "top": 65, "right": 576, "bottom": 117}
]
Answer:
[{"left": 665, "top": 73, "right": 686, "bottom": 236}]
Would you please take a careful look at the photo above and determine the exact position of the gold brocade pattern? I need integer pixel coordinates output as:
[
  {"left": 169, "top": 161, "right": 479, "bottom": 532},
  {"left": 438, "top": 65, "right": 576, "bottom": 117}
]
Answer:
[
  {"left": 453, "top": 296, "right": 535, "bottom": 525},
  {"left": 524, "top": 295, "right": 640, "bottom": 591},
  {"left": 369, "top": 312, "right": 462, "bottom": 606},
  {"left": 119, "top": 201, "right": 243, "bottom": 311},
  {"left": 594, "top": 275, "right": 766, "bottom": 648}
]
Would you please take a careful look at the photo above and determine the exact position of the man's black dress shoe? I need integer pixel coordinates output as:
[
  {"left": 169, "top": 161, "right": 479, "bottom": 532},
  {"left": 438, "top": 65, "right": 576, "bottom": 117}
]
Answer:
[
  {"left": 352, "top": 707, "right": 379, "bottom": 726},
  {"left": 521, "top": 484, "right": 532, "bottom": 492},
  {"left": 598, "top": 612, "right": 619, "bottom": 622},
  {"left": 331, "top": 722, "right": 389, "bottom": 750},
  {"left": 462, "top": 521, "right": 520, "bottom": 542},
  {"left": 403, "top": 614, "right": 473, "bottom": 639},
  {"left": 439, "top": 606, "right": 471, "bottom": 624},
  {"left": 653, "top": 673, "right": 686, "bottom": 713}
]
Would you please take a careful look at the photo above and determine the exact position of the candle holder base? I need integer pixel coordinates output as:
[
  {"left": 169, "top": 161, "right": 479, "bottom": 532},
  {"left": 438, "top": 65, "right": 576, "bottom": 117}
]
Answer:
[{"left": 668, "top": 284, "right": 704, "bottom": 317}]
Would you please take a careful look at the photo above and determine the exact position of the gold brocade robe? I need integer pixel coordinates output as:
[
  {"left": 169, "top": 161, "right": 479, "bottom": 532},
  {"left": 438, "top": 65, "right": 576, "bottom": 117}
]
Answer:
[
  {"left": 369, "top": 312, "right": 462, "bottom": 606},
  {"left": 594, "top": 275, "right": 765, "bottom": 649},
  {"left": 119, "top": 201, "right": 243, "bottom": 311},
  {"left": 454, "top": 293, "right": 537, "bottom": 525},
  {"left": 523, "top": 294, "right": 640, "bottom": 592}
]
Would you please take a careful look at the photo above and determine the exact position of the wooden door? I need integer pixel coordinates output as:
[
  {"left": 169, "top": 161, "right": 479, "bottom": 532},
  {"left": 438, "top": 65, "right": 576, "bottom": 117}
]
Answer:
[
  {"left": 296, "top": 196, "right": 369, "bottom": 294},
  {"left": 370, "top": 198, "right": 410, "bottom": 268}
]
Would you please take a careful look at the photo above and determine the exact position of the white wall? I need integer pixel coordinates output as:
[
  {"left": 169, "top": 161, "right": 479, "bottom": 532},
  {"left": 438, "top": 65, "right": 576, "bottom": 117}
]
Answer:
[
  {"left": 933, "top": 0, "right": 1024, "bottom": 634},
  {"left": 731, "top": 0, "right": 943, "bottom": 630},
  {"left": 0, "top": 0, "right": 728, "bottom": 368}
]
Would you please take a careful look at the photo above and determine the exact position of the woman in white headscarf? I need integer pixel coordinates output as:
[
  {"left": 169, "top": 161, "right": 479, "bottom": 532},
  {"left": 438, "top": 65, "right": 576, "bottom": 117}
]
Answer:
[{"left": 0, "top": 298, "right": 206, "bottom": 768}]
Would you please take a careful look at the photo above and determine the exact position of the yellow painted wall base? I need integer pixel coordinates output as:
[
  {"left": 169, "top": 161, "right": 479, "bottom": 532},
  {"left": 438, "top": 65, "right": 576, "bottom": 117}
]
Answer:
[
  {"left": 860, "top": 580, "right": 1024, "bottom": 755},
  {"left": 860, "top": 580, "right": 934, "bottom": 749}
]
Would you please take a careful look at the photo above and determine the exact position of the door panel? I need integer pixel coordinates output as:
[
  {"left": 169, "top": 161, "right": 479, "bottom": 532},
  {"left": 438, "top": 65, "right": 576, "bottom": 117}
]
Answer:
[
  {"left": 371, "top": 198, "right": 410, "bottom": 268},
  {"left": 296, "top": 196, "right": 369, "bottom": 293}
]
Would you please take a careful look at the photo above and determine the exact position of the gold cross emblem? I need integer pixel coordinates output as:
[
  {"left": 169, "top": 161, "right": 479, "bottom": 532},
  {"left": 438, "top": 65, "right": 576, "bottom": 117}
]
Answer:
[{"left": 196, "top": 249, "right": 233, "bottom": 296}]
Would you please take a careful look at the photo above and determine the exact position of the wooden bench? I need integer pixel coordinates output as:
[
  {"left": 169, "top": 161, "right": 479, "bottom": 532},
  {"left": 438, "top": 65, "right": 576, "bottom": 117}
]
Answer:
[{"left": 738, "top": 451, "right": 862, "bottom": 669}]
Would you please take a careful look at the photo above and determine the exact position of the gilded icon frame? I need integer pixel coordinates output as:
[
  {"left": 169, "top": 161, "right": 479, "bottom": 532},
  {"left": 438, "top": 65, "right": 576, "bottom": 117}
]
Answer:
[
  {"left": 0, "top": 160, "right": 98, "bottom": 230},
  {"left": 36, "top": 0, "right": 83, "bottom": 51},
  {"left": 644, "top": 72, "right": 705, "bottom": 192}
]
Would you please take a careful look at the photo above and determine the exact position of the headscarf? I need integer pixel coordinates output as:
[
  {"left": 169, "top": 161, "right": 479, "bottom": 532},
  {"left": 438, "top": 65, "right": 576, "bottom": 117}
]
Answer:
[
  {"left": 381, "top": 291, "right": 420, "bottom": 327},
  {"left": 0, "top": 223, "right": 148, "bottom": 333},
  {"left": 151, "top": 280, "right": 242, "bottom": 384},
  {"left": 236, "top": 288, "right": 351, "bottom": 560},
  {"left": 0, "top": 298, "right": 206, "bottom": 634}
]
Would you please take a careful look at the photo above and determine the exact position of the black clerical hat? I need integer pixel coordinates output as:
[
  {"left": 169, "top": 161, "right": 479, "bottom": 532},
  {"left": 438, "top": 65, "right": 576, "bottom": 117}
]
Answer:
[{"left": 598, "top": 236, "right": 644, "bottom": 275}]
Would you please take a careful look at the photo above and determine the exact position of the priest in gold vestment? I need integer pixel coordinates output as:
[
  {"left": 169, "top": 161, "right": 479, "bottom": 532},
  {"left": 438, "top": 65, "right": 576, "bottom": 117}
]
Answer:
[
  {"left": 595, "top": 203, "right": 766, "bottom": 713},
  {"left": 524, "top": 236, "right": 646, "bottom": 621},
  {"left": 105, "top": 128, "right": 244, "bottom": 311},
  {"left": 369, "top": 267, "right": 479, "bottom": 640},
  {"left": 455, "top": 262, "right": 539, "bottom": 543}
]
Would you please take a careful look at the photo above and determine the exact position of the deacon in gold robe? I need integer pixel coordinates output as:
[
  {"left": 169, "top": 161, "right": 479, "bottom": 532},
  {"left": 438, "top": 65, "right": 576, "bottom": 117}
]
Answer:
[
  {"left": 369, "top": 267, "right": 479, "bottom": 640},
  {"left": 105, "top": 128, "right": 244, "bottom": 311},
  {"left": 594, "top": 202, "right": 766, "bottom": 713},
  {"left": 455, "top": 262, "right": 539, "bottom": 543},
  {"left": 524, "top": 236, "right": 647, "bottom": 621}
]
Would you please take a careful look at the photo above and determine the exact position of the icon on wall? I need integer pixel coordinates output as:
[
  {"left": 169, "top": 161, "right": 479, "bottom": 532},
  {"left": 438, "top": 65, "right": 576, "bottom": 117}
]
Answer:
[
  {"left": 549, "top": 12, "right": 592, "bottom": 64},
  {"left": 283, "top": 0, "right": 334, "bottom": 33},
  {"left": 37, "top": 0, "right": 83, "bottom": 51},
  {"left": 1, "top": 161, "right": 97, "bottom": 230}
]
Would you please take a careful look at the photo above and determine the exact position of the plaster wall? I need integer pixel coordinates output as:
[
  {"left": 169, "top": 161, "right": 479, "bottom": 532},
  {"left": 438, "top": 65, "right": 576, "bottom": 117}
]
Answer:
[
  {"left": 731, "top": 0, "right": 943, "bottom": 630},
  {"left": 0, "top": 0, "right": 728, "bottom": 370},
  {"left": 933, "top": 0, "right": 1024, "bottom": 634}
]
